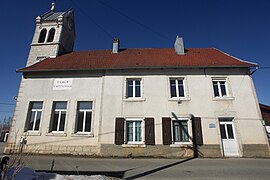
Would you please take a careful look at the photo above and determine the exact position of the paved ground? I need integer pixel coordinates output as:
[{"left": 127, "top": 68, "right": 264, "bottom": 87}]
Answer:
[
  {"left": 1, "top": 143, "right": 270, "bottom": 179},
  {"left": 16, "top": 155, "right": 269, "bottom": 179}
]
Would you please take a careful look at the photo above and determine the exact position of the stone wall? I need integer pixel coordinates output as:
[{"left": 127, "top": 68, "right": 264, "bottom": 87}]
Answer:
[
  {"left": 4, "top": 143, "right": 100, "bottom": 156},
  {"left": 242, "top": 144, "right": 270, "bottom": 157},
  {"left": 99, "top": 144, "right": 222, "bottom": 158}
]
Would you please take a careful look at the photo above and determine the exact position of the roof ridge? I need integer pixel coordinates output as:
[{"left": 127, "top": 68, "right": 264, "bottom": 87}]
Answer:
[
  {"left": 40, "top": 10, "right": 53, "bottom": 19},
  {"left": 62, "top": 8, "right": 73, "bottom": 16}
]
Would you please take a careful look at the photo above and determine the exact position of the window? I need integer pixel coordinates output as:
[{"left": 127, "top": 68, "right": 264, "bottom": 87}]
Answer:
[
  {"left": 220, "top": 123, "right": 234, "bottom": 139},
  {"left": 170, "top": 78, "right": 185, "bottom": 98},
  {"left": 126, "top": 120, "right": 142, "bottom": 144},
  {"left": 213, "top": 79, "right": 227, "bottom": 97},
  {"left": 115, "top": 118, "right": 155, "bottom": 146},
  {"left": 173, "top": 120, "right": 189, "bottom": 142},
  {"left": 126, "top": 79, "right": 141, "bottom": 98},
  {"left": 50, "top": 101, "right": 67, "bottom": 132},
  {"left": 162, "top": 117, "right": 195, "bottom": 145},
  {"left": 25, "top": 102, "right": 43, "bottom": 132},
  {"left": 38, "top": 29, "right": 47, "bottom": 43},
  {"left": 75, "top": 101, "right": 93, "bottom": 133},
  {"left": 47, "top": 28, "right": 55, "bottom": 42}
]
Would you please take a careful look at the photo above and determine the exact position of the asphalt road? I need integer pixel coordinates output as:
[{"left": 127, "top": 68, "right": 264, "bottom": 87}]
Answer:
[
  {"left": 1, "top": 143, "right": 269, "bottom": 179},
  {"left": 16, "top": 155, "right": 269, "bottom": 180}
]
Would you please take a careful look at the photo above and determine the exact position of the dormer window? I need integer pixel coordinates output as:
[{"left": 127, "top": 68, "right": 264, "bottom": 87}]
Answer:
[
  {"left": 47, "top": 28, "right": 55, "bottom": 42},
  {"left": 38, "top": 29, "right": 47, "bottom": 43}
]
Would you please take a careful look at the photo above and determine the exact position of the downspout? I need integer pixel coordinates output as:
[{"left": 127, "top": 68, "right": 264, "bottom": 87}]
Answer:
[{"left": 98, "top": 70, "right": 106, "bottom": 154}]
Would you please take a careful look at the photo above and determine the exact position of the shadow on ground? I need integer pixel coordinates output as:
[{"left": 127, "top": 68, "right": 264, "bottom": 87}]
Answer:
[
  {"left": 125, "top": 157, "right": 194, "bottom": 179},
  {"left": 36, "top": 157, "right": 194, "bottom": 179}
]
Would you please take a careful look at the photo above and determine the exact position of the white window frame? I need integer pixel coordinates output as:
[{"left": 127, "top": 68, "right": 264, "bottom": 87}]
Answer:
[
  {"left": 169, "top": 78, "right": 185, "bottom": 98},
  {"left": 51, "top": 102, "right": 67, "bottom": 133},
  {"left": 125, "top": 118, "right": 144, "bottom": 145},
  {"left": 126, "top": 78, "right": 142, "bottom": 98},
  {"left": 27, "top": 102, "right": 43, "bottom": 132},
  {"left": 212, "top": 78, "right": 229, "bottom": 98},
  {"left": 76, "top": 101, "right": 93, "bottom": 134},
  {"left": 171, "top": 117, "right": 192, "bottom": 145}
]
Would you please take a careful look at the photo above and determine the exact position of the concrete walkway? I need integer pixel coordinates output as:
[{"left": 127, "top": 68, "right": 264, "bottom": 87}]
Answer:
[{"left": 15, "top": 155, "right": 270, "bottom": 179}]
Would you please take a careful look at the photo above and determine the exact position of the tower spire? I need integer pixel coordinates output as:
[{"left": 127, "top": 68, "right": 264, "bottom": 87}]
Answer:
[{"left": 51, "top": 1, "right": 56, "bottom": 12}]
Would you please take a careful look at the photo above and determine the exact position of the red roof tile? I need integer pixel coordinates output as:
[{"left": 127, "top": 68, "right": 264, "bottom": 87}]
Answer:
[{"left": 18, "top": 48, "right": 256, "bottom": 72}]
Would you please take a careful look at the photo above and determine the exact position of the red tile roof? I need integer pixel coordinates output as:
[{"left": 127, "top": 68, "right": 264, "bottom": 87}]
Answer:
[{"left": 18, "top": 48, "right": 256, "bottom": 72}]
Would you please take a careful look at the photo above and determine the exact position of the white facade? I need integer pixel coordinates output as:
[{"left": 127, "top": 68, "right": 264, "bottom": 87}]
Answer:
[{"left": 6, "top": 68, "right": 270, "bottom": 157}]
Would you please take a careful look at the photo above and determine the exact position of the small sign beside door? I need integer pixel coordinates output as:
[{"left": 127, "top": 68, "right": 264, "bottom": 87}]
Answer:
[{"left": 209, "top": 123, "right": 216, "bottom": 128}]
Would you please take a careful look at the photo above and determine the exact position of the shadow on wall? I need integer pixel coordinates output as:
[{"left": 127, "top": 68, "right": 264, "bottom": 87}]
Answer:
[{"left": 171, "top": 112, "right": 203, "bottom": 158}]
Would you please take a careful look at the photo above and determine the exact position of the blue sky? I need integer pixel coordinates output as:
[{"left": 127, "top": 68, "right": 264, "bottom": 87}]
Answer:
[{"left": 0, "top": 0, "right": 269, "bottom": 120}]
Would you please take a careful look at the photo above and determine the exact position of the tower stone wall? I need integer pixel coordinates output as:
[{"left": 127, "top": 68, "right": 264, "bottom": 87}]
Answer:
[{"left": 26, "top": 9, "right": 75, "bottom": 67}]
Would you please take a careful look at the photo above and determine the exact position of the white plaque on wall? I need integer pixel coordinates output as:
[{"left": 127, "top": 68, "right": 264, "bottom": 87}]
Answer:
[{"left": 53, "top": 79, "right": 73, "bottom": 90}]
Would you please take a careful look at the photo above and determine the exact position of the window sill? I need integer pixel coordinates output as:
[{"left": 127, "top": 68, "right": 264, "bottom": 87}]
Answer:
[
  {"left": 170, "top": 143, "right": 192, "bottom": 148},
  {"left": 31, "top": 42, "right": 60, "bottom": 46},
  {"left": 168, "top": 97, "right": 191, "bottom": 101},
  {"left": 71, "top": 133, "right": 94, "bottom": 137},
  {"left": 24, "top": 131, "right": 41, "bottom": 136},
  {"left": 45, "top": 132, "right": 67, "bottom": 137},
  {"left": 213, "top": 97, "right": 235, "bottom": 101},
  {"left": 122, "top": 144, "right": 146, "bottom": 148},
  {"left": 123, "top": 98, "right": 146, "bottom": 102}
]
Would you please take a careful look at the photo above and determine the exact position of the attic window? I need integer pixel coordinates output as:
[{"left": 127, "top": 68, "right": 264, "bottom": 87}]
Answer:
[
  {"left": 47, "top": 28, "right": 55, "bottom": 42},
  {"left": 38, "top": 29, "right": 47, "bottom": 43}
]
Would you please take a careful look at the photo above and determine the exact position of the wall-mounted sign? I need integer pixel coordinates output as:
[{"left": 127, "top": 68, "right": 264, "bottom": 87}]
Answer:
[
  {"left": 53, "top": 79, "right": 73, "bottom": 90},
  {"left": 209, "top": 123, "right": 216, "bottom": 128}
]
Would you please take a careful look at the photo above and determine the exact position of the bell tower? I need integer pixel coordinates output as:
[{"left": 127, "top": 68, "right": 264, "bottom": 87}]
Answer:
[{"left": 26, "top": 3, "right": 75, "bottom": 66}]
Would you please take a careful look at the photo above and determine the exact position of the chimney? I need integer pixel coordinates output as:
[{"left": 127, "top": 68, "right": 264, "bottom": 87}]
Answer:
[
  {"left": 112, "top": 38, "right": 120, "bottom": 54},
  {"left": 174, "top": 36, "right": 185, "bottom": 55}
]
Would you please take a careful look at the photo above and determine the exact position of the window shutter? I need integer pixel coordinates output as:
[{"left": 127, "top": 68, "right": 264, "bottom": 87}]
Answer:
[
  {"left": 115, "top": 118, "right": 124, "bottom": 145},
  {"left": 162, "top": 117, "right": 172, "bottom": 145},
  {"left": 145, "top": 118, "right": 155, "bottom": 145},
  {"left": 49, "top": 102, "right": 56, "bottom": 132},
  {"left": 24, "top": 103, "right": 33, "bottom": 132},
  {"left": 74, "top": 103, "right": 79, "bottom": 133},
  {"left": 192, "top": 117, "right": 203, "bottom": 145}
]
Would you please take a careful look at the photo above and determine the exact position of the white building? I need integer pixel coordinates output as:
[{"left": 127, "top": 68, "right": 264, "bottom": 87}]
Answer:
[{"left": 5, "top": 8, "right": 269, "bottom": 158}]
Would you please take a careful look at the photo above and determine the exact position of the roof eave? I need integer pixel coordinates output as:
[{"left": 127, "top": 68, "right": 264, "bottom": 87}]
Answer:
[{"left": 17, "top": 65, "right": 254, "bottom": 73}]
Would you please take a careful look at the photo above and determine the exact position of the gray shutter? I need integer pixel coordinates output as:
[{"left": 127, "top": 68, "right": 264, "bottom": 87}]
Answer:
[
  {"left": 192, "top": 117, "right": 203, "bottom": 145},
  {"left": 49, "top": 102, "right": 56, "bottom": 132},
  {"left": 145, "top": 118, "right": 155, "bottom": 145},
  {"left": 162, "top": 117, "right": 172, "bottom": 145},
  {"left": 74, "top": 102, "right": 79, "bottom": 133},
  {"left": 24, "top": 102, "right": 33, "bottom": 132},
  {"left": 115, "top": 118, "right": 124, "bottom": 145}
]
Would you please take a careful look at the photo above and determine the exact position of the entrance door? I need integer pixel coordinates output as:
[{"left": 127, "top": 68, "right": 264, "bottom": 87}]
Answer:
[{"left": 219, "top": 120, "right": 239, "bottom": 157}]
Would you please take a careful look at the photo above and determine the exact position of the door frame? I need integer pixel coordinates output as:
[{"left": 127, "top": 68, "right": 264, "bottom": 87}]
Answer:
[{"left": 218, "top": 118, "right": 240, "bottom": 157}]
